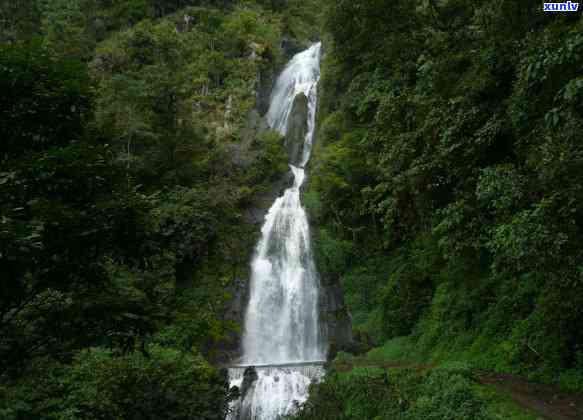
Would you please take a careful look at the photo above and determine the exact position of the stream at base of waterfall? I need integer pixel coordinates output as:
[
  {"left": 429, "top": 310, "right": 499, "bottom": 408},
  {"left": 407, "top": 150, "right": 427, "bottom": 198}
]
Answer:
[{"left": 227, "top": 43, "right": 325, "bottom": 420}]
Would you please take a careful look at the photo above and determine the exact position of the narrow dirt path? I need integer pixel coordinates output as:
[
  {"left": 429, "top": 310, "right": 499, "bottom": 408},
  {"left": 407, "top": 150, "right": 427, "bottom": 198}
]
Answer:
[
  {"left": 478, "top": 372, "right": 583, "bottom": 420},
  {"left": 332, "top": 360, "right": 583, "bottom": 419},
  {"left": 333, "top": 360, "right": 435, "bottom": 372}
]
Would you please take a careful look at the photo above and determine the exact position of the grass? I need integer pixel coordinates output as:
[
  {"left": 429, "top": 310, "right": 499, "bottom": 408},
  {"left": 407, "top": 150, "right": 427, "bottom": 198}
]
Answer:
[{"left": 366, "top": 336, "right": 413, "bottom": 363}]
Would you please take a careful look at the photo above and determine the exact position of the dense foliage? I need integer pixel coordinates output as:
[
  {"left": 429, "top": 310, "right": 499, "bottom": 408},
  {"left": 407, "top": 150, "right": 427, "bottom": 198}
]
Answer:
[
  {"left": 0, "top": 0, "right": 318, "bottom": 417},
  {"left": 309, "top": 0, "right": 583, "bottom": 392},
  {"left": 293, "top": 365, "right": 494, "bottom": 420}
]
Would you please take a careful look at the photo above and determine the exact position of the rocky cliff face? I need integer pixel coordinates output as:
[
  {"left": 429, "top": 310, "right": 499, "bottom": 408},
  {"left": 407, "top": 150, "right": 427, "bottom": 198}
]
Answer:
[
  {"left": 219, "top": 277, "right": 249, "bottom": 363},
  {"left": 320, "top": 284, "right": 353, "bottom": 359},
  {"left": 214, "top": 53, "right": 289, "bottom": 364}
]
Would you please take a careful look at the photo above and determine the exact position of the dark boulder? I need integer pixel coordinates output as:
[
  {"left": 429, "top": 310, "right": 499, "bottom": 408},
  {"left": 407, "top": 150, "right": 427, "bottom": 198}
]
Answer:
[
  {"left": 240, "top": 366, "right": 259, "bottom": 400},
  {"left": 285, "top": 92, "right": 308, "bottom": 166},
  {"left": 237, "top": 366, "right": 259, "bottom": 419}
]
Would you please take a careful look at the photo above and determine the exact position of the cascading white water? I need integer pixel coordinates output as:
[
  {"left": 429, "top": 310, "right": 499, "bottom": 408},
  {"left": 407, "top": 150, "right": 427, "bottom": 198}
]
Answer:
[
  {"left": 228, "top": 43, "right": 324, "bottom": 420},
  {"left": 266, "top": 43, "right": 321, "bottom": 168}
]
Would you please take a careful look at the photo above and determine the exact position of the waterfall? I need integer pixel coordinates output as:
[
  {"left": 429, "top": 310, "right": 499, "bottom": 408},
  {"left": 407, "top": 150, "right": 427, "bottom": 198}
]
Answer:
[{"left": 228, "top": 43, "right": 324, "bottom": 420}]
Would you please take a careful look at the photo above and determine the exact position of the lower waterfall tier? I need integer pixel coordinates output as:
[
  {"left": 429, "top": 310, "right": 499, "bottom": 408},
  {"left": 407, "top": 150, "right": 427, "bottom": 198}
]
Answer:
[{"left": 227, "top": 364, "right": 325, "bottom": 420}]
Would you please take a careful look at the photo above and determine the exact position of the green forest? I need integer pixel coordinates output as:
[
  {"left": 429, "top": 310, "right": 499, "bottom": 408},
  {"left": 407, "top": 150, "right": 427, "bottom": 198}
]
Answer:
[{"left": 1, "top": 0, "right": 583, "bottom": 419}]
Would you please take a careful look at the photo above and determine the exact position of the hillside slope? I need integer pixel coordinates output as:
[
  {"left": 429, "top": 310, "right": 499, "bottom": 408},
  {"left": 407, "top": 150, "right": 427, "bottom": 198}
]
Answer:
[{"left": 301, "top": 0, "right": 583, "bottom": 417}]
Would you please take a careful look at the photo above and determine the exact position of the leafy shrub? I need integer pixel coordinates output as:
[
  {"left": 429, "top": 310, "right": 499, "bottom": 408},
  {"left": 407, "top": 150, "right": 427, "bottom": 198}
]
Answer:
[
  {"left": 0, "top": 346, "right": 229, "bottom": 420},
  {"left": 293, "top": 367, "right": 494, "bottom": 420}
]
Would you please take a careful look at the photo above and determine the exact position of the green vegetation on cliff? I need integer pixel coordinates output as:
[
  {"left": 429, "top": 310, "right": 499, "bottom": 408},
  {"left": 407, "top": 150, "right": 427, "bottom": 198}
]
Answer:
[{"left": 307, "top": 0, "right": 583, "bottom": 404}]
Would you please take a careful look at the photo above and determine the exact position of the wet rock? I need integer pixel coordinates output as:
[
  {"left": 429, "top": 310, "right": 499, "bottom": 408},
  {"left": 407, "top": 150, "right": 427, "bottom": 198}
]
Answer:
[
  {"left": 242, "top": 170, "right": 294, "bottom": 226},
  {"left": 240, "top": 367, "right": 259, "bottom": 400},
  {"left": 237, "top": 367, "right": 259, "bottom": 419},
  {"left": 281, "top": 36, "right": 303, "bottom": 58},
  {"left": 320, "top": 284, "right": 353, "bottom": 357},
  {"left": 285, "top": 92, "right": 308, "bottom": 166}
]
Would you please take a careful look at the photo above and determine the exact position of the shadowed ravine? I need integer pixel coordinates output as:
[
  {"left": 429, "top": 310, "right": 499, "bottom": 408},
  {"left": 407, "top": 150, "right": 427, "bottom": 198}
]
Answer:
[{"left": 227, "top": 43, "right": 325, "bottom": 420}]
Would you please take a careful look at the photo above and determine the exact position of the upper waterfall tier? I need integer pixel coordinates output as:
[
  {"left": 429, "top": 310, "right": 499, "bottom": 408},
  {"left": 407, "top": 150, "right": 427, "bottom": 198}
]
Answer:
[{"left": 267, "top": 43, "right": 321, "bottom": 168}]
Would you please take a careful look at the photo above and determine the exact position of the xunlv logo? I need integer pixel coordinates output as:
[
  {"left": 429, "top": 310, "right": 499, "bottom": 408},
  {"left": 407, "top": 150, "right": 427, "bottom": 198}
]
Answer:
[{"left": 544, "top": 1, "right": 580, "bottom": 11}]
